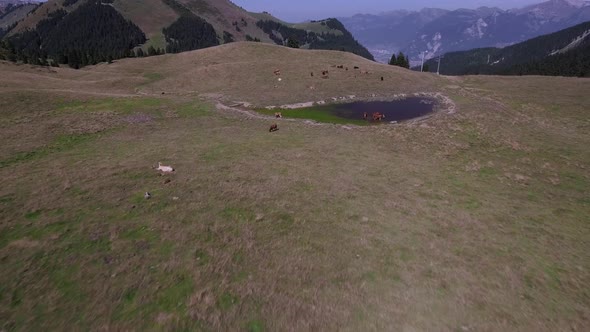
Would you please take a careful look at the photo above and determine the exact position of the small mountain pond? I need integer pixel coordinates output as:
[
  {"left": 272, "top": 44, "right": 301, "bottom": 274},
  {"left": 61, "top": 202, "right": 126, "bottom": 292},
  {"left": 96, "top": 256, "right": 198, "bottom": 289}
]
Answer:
[{"left": 259, "top": 97, "right": 437, "bottom": 125}]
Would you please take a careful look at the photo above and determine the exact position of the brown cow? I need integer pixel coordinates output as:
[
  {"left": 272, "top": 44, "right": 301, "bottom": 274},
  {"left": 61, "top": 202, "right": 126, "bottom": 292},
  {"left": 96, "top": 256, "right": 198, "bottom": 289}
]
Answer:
[
  {"left": 372, "top": 112, "right": 385, "bottom": 121},
  {"left": 273, "top": 69, "right": 281, "bottom": 75},
  {"left": 269, "top": 123, "right": 279, "bottom": 132},
  {"left": 275, "top": 112, "right": 282, "bottom": 118}
]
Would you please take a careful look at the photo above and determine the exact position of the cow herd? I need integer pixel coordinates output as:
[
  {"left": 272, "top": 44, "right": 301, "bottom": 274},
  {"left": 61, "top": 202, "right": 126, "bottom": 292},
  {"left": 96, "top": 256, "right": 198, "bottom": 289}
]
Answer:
[
  {"left": 268, "top": 64, "right": 387, "bottom": 132},
  {"left": 363, "top": 112, "right": 385, "bottom": 121}
]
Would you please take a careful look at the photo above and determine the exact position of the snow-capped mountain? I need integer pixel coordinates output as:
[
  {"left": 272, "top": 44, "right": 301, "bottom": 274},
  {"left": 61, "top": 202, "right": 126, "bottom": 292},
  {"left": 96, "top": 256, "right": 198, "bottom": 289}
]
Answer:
[{"left": 340, "top": 0, "right": 590, "bottom": 63}]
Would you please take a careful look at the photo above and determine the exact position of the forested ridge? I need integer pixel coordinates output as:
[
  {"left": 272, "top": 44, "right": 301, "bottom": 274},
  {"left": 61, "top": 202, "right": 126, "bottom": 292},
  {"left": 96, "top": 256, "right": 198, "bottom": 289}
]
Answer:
[
  {"left": 0, "top": 0, "right": 375, "bottom": 68},
  {"left": 256, "top": 18, "right": 374, "bottom": 61},
  {"left": 1, "top": 1, "right": 146, "bottom": 67},
  {"left": 420, "top": 20, "right": 590, "bottom": 77},
  {"left": 161, "top": 0, "right": 219, "bottom": 54}
]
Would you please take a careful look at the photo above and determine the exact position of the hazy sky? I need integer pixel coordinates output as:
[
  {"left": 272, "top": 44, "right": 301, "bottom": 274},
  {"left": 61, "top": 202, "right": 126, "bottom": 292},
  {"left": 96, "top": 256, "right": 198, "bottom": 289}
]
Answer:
[{"left": 232, "top": 0, "right": 542, "bottom": 22}]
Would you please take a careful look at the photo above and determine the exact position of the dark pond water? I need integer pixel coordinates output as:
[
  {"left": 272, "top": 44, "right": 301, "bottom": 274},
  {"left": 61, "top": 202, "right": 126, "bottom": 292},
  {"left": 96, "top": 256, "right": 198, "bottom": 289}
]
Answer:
[{"left": 330, "top": 97, "right": 436, "bottom": 122}]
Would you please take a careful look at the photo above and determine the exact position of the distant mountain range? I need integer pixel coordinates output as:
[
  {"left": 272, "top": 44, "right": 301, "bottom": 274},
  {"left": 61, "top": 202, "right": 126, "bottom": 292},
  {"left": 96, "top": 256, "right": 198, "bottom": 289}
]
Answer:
[
  {"left": 340, "top": 0, "right": 590, "bottom": 63},
  {"left": 0, "top": 0, "right": 40, "bottom": 12},
  {"left": 420, "top": 20, "right": 590, "bottom": 77},
  {"left": 0, "top": 0, "right": 40, "bottom": 6},
  {"left": 0, "top": 0, "right": 372, "bottom": 68}
]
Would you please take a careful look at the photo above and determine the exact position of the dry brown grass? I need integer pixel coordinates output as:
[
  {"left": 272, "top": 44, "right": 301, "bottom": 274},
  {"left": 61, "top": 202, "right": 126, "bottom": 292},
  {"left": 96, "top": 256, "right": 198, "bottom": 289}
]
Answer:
[{"left": 0, "top": 43, "right": 589, "bottom": 331}]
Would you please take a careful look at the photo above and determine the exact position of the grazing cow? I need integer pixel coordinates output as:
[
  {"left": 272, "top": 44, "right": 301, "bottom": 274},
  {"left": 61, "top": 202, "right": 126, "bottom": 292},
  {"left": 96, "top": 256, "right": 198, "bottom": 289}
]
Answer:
[
  {"left": 273, "top": 69, "right": 281, "bottom": 75},
  {"left": 372, "top": 112, "right": 385, "bottom": 121},
  {"left": 337, "top": 65, "right": 344, "bottom": 69},
  {"left": 354, "top": 66, "right": 359, "bottom": 69},
  {"left": 269, "top": 123, "right": 279, "bottom": 132},
  {"left": 275, "top": 112, "right": 282, "bottom": 118}
]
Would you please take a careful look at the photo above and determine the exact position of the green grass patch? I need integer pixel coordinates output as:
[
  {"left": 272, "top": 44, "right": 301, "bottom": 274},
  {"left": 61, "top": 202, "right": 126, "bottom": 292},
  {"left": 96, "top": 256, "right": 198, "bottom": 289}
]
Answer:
[
  {"left": 121, "top": 225, "right": 159, "bottom": 243},
  {"left": 231, "top": 270, "right": 249, "bottom": 283},
  {"left": 112, "top": 287, "right": 141, "bottom": 321},
  {"left": 558, "top": 172, "right": 588, "bottom": 193},
  {"left": 11, "top": 287, "right": 23, "bottom": 308},
  {"left": 257, "top": 106, "right": 368, "bottom": 125},
  {"left": 175, "top": 102, "right": 211, "bottom": 118},
  {"left": 156, "top": 273, "right": 194, "bottom": 312},
  {"left": 543, "top": 264, "right": 564, "bottom": 290},
  {"left": 362, "top": 271, "right": 377, "bottom": 283},
  {"left": 63, "top": 231, "right": 111, "bottom": 254},
  {"left": 217, "top": 292, "right": 238, "bottom": 310},
  {"left": 194, "top": 248, "right": 210, "bottom": 266},
  {"left": 271, "top": 212, "right": 295, "bottom": 235},
  {"left": 0, "top": 194, "right": 15, "bottom": 204},
  {"left": 24, "top": 210, "right": 42, "bottom": 220},
  {"left": 57, "top": 97, "right": 164, "bottom": 115},
  {"left": 464, "top": 198, "right": 481, "bottom": 210},
  {"left": 51, "top": 266, "right": 86, "bottom": 303},
  {"left": 222, "top": 207, "right": 255, "bottom": 222},
  {"left": 0, "top": 217, "right": 77, "bottom": 249},
  {"left": 142, "top": 72, "right": 164, "bottom": 84},
  {"left": 141, "top": 33, "right": 167, "bottom": 53},
  {"left": 0, "top": 133, "right": 98, "bottom": 169},
  {"left": 478, "top": 166, "right": 497, "bottom": 178},
  {"left": 246, "top": 319, "right": 265, "bottom": 332},
  {"left": 202, "top": 143, "right": 231, "bottom": 162}
]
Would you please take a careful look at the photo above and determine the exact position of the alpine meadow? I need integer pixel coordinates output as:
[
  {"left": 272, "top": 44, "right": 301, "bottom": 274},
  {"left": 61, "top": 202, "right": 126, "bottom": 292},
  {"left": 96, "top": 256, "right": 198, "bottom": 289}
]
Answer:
[{"left": 0, "top": 0, "right": 589, "bottom": 331}]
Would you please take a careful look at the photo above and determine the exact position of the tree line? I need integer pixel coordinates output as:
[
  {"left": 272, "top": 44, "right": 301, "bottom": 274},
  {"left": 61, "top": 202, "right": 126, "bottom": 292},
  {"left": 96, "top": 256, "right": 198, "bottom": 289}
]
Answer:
[
  {"left": 1, "top": 1, "right": 146, "bottom": 68},
  {"left": 163, "top": 15, "right": 219, "bottom": 54},
  {"left": 256, "top": 18, "right": 374, "bottom": 61},
  {"left": 0, "top": 0, "right": 223, "bottom": 68},
  {"left": 389, "top": 52, "right": 410, "bottom": 69}
]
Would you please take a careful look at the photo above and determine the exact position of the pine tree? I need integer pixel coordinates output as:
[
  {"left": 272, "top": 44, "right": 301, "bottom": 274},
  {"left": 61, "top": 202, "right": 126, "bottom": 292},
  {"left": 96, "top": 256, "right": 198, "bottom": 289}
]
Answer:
[
  {"left": 287, "top": 37, "right": 300, "bottom": 49},
  {"left": 68, "top": 50, "right": 80, "bottom": 69},
  {"left": 388, "top": 53, "right": 397, "bottom": 66},
  {"left": 395, "top": 52, "right": 410, "bottom": 69}
]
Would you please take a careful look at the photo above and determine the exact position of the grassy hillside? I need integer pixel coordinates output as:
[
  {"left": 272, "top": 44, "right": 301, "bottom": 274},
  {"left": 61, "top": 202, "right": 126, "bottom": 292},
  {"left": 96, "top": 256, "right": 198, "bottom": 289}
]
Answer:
[
  {"left": 97, "top": 42, "right": 425, "bottom": 104},
  {"left": 422, "top": 20, "right": 590, "bottom": 76},
  {"left": 0, "top": 42, "right": 589, "bottom": 330}
]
